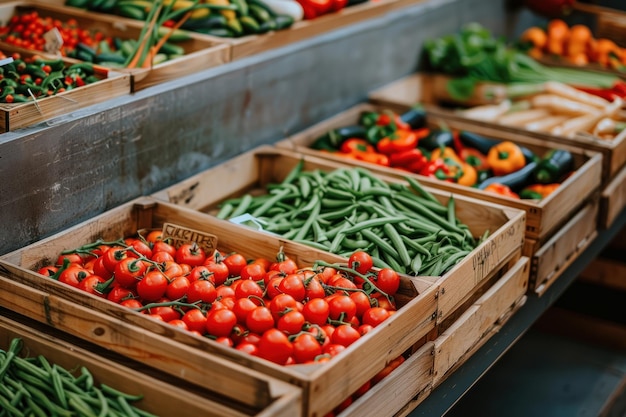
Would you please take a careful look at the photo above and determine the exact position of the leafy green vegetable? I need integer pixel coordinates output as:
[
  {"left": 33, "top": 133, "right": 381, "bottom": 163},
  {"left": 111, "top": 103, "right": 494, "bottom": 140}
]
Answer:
[{"left": 423, "top": 23, "right": 619, "bottom": 100}]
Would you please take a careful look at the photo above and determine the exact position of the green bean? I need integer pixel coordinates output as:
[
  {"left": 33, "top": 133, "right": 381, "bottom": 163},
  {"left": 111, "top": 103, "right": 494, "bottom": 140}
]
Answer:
[
  {"left": 324, "top": 187, "right": 356, "bottom": 201},
  {"left": 312, "top": 220, "right": 328, "bottom": 242},
  {"left": 410, "top": 253, "right": 423, "bottom": 275},
  {"left": 447, "top": 196, "right": 456, "bottom": 227},
  {"left": 0, "top": 338, "right": 22, "bottom": 380},
  {"left": 394, "top": 194, "right": 465, "bottom": 234},
  {"left": 383, "top": 223, "right": 411, "bottom": 267},
  {"left": 94, "top": 388, "right": 109, "bottom": 417},
  {"left": 299, "top": 175, "right": 311, "bottom": 199},
  {"left": 319, "top": 204, "right": 356, "bottom": 221},
  {"left": 341, "top": 216, "right": 407, "bottom": 236},
  {"left": 0, "top": 393, "right": 24, "bottom": 417},
  {"left": 251, "top": 188, "right": 292, "bottom": 218},
  {"left": 372, "top": 256, "right": 392, "bottom": 269},
  {"left": 397, "top": 190, "right": 448, "bottom": 215},
  {"left": 430, "top": 250, "right": 470, "bottom": 276},
  {"left": 293, "top": 239, "right": 330, "bottom": 251},
  {"left": 381, "top": 250, "right": 404, "bottom": 273},
  {"left": 360, "top": 229, "right": 401, "bottom": 263},
  {"left": 294, "top": 202, "right": 321, "bottom": 241},
  {"left": 68, "top": 392, "right": 98, "bottom": 417},
  {"left": 321, "top": 198, "right": 353, "bottom": 209},
  {"left": 216, "top": 202, "right": 234, "bottom": 220},
  {"left": 282, "top": 159, "right": 304, "bottom": 185},
  {"left": 300, "top": 192, "right": 320, "bottom": 213},
  {"left": 25, "top": 397, "right": 46, "bottom": 417},
  {"left": 347, "top": 167, "right": 361, "bottom": 192},
  {"left": 50, "top": 366, "right": 68, "bottom": 409},
  {"left": 229, "top": 194, "right": 253, "bottom": 218},
  {"left": 116, "top": 396, "right": 140, "bottom": 417},
  {"left": 359, "top": 175, "right": 372, "bottom": 192},
  {"left": 405, "top": 175, "right": 441, "bottom": 205}
]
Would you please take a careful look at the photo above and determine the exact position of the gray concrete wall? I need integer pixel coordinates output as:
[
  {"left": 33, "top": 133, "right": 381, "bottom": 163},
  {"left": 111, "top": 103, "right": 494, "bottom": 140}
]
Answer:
[{"left": 0, "top": 0, "right": 510, "bottom": 254}]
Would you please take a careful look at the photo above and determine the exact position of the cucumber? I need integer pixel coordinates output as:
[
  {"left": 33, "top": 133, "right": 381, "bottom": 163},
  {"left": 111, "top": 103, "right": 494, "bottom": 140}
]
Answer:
[
  {"left": 95, "top": 52, "right": 127, "bottom": 64},
  {"left": 239, "top": 16, "right": 260, "bottom": 34},
  {"left": 533, "top": 149, "right": 574, "bottom": 184},
  {"left": 157, "top": 27, "right": 193, "bottom": 42},
  {"left": 182, "top": 15, "right": 229, "bottom": 30},
  {"left": 96, "top": 0, "right": 118, "bottom": 11},
  {"left": 196, "top": 27, "right": 236, "bottom": 37},
  {"left": 248, "top": 0, "right": 277, "bottom": 16},
  {"left": 158, "top": 42, "right": 185, "bottom": 56},
  {"left": 65, "top": 0, "right": 91, "bottom": 8},
  {"left": 117, "top": 4, "right": 146, "bottom": 20},
  {"left": 272, "top": 14, "right": 294, "bottom": 30}
]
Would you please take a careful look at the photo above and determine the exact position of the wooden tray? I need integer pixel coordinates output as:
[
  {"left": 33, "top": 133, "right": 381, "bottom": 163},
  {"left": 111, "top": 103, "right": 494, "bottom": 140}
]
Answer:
[
  {"left": 579, "top": 255, "right": 626, "bottom": 293},
  {"left": 0, "top": 44, "right": 130, "bottom": 132},
  {"left": 600, "top": 163, "right": 626, "bottom": 229},
  {"left": 0, "top": 2, "right": 231, "bottom": 91},
  {"left": 368, "top": 73, "right": 626, "bottom": 184},
  {"left": 0, "top": 311, "right": 291, "bottom": 417},
  {"left": 152, "top": 146, "right": 527, "bottom": 324},
  {"left": 432, "top": 256, "right": 528, "bottom": 387},
  {"left": 0, "top": 196, "right": 439, "bottom": 417},
  {"left": 524, "top": 195, "right": 599, "bottom": 296},
  {"left": 275, "top": 102, "right": 602, "bottom": 242},
  {"left": 204, "top": 0, "right": 399, "bottom": 61}
]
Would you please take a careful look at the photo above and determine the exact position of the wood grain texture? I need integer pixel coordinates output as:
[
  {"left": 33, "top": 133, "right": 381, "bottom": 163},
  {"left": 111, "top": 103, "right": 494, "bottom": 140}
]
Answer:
[{"left": 600, "top": 164, "right": 626, "bottom": 229}]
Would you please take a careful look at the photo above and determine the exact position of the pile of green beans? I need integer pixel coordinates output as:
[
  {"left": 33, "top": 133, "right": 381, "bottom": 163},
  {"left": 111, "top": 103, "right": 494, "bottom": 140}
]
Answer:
[
  {"left": 217, "top": 163, "right": 484, "bottom": 276},
  {"left": 0, "top": 338, "right": 156, "bottom": 417}
]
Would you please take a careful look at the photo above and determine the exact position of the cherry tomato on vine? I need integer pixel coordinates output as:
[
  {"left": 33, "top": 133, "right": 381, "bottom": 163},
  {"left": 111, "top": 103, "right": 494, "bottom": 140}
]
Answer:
[
  {"left": 327, "top": 295, "right": 357, "bottom": 322},
  {"left": 113, "top": 258, "right": 148, "bottom": 289},
  {"left": 151, "top": 251, "right": 174, "bottom": 263},
  {"left": 348, "top": 251, "right": 373, "bottom": 275},
  {"left": 175, "top": 243, "right": 206, "bottom": 267},
  {"left": 270, "top": 257, "right": 298, "bottom": 275},
  {"left": 137, "top": 270, "right": 169, "bottom": 302},
  {"left": 276, "top": 310, "right": 305, "bottom": 335},
  {"left": 102, "top": 246, "right": 129, "bottom": 273},
  {"left": 256, "top": 328, "right": 293, "bottom": 365},
  {"left": 55, "top": 252, "right": 83, "bottom": 267},
  {"left": 165, "top": 276, "right": 191, "bottom": 301},
  {"left": 246, "top": 306, "right": 275, "bottom": 335},
  {"left": 240, "top": 263, "right": 266, "bottom": 281},
  {"left": 304, "top": 276, "right": 326, "bottom": 300},
  {"left": 236, "top": 342, "right": 259, "bottom": 355},
  {"left": 168, "top": 319, "right": 189, "bottom": 331},
  {"left": 234, "top": 279, "right": 264, "bottom": 300},
  {"left": 278, "top": 273, "right": 306, "bottom": 302},
  {"left": 350, "top": 291, "right": 373, "bottom": 319},
  {"left": 206, "top": 308, "right": 237, "bottom": 337},
  {"left": 58, "top": 265, "right": 89, "bottom": 288},
  {"left": 186, "top": 280, "right": 217, "bottom": 304},
  {"left": 152, "top": 240, "right": 176, "bottom": 257},
  {"left": 233, "top": 297, "right": 258, "bottom": 325},
  {"left": 331, "top": 324, "right": 361, "bottom": 347},
  {"left": 120, "top": 298, "right": 143, "bottom": 310},
  {"left": 223, "top": 253, "right": 247, "bottom": 277},
  {"left": 302, "top": 298, "right": 330, "bottom": 326},
  {"left": 182, "top": 309, "right": 207, "bottom": 334},
  {"left": 362, "top": 307, "right": 390, "bottom": 327},
  {"left": 149, "top": 303, "right": 181, "bottom": 322},
  {"left": 107, "top": 285, "right": 136, "bottom": 304},
  {"left": 269, "top": 293, "right": 298, "bottom": 322},
  {"left": 78, "top": 274, "right": 106, "bottom": 298},
  {"left": 203, "top": 260, "right": 230, "bottom": 286},
  {"left": 292, "top": 333, "right": 322, "bottom": 364},
  {"left": 37, "top": 265, "right": 58, "bottom": 277},
  {"left": 375, "top": 268, "right": 400, "bottom": 296}
]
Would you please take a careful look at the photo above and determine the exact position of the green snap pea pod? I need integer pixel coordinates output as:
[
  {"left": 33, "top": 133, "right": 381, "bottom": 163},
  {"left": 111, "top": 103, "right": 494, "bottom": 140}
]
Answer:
[
  {"left": 228, "top": 194, "right": 253, "bottom": 218},
  {"left": 397, "top": 190, "right": 448, "bottom": 216},
  {"left": 26, "top": 397, "right": 47, "bottom": 417},
  {"left": 340, "top": 216, "right": 406, "bottom": 235},
  {"left": 116, "top": 396, "right": 141, "bottom": 417},
  {"left": 293, "top": 239, "right": 330, "bottom": 251},
  {"left": 329, "top": 223, "right": 350, "bottom": 253},
  {"left": 216, "top": 202, "right": 234, "bottom": 219},
  {"left": 50, "top": 366, "right": 68, "bottom": 409},
  {"left": 410, "top": 253, "right": 423, "bottom": 275},
  {"left": 299, "top": 175, "right": 311, "bottom": 199},
  {"left": 251, "top": 188, "right": 291, "bottom": 218},
  {"left": 394, "top": 194, "right": 465, "bottom": 235},
  {"left": 68, "top": 392, "right": 98, "bottom": 417},
  {"left": 312, "top": 220, "right": 328, "bottom": 242},
  {"left": 381, "top": 250, "right": 404, "bottom": 273},
  {"left": 294, "top": 202, "right": 321, "bottom": 241},
  {"left": 321, "top": 198, "right": 353, "bottom": 209},
  {"left": 354, "top": 168, "right": 389, "bottom": 188},
  {"left": 383, "top": 223, "right": 411, "bottom": 267},
  {"left": 359, "top": 175, "right": 372, "bottom": 192},
  {"left": 447, "top": 196, "right": 456, "bottom": 227},
  {"left": 130, "top": 406, "right": 159, "bottom": 417},
  {"left": 94, "top": 388, "right": 109, "bottom": 417},
  {"left": 419, "top": 254, "right": 446, "bottom": 276},
  {"left": 20, "top": 382, "right": 72, "bottom": 417},
  {"left": 0, "top": 383, "right": 15, "bottom": 402},
  {"left": 405, "top": 175, "right": 441, "bottom": 205},
  {"left": 282, "top": 228, "right": 300, "bottom": 240},
  {"left": 360, "top": 186, "right": 394, "bottom": 198},
  {"left": 401, "top": 235, "right": 432, "bottom": 257},
  {"left": 0, "top": 338, "right": 22, "bottom": 380},
  {"left": 346, "top": 168, "right": 361, "bottom": 192},
  {"left": 355, "top": 210, "right": 371, "bottom": 223},
  {"left": 100, "top": 384, "right": 144, "bottom": 403},
  {"left": 281, "top": 159, "right": 304, "bottom": 185},
  {"left": 430, "top": 250, "right": 470, "bottom": 276},
  {"left": 360, "top": 229, "right": 401, "bottom": 263},
  {"left": 324, "top": 187, "right": 356, "bottom": 201},
  {"left": 12, "top": 370, "right": 51, "bottom": 394},
  {"left": 75, "top": 367, "right": 94, "bottom": 391},
  {"left": 319, "top": 204, "right": 357, "bottom": 221},
  {"left": 372, "top": 255, "right": 392, "bottom": 269},
  {"left": 341, "top": 237, "right": 373, "bottom": 250},
  {"left": 266, "top": 219, "right": 306, "bottom": 233},
  {"left": 0, "top": 393, "right": 23, "bottom": 417},
  {"left": 300, "top": 192, "right": 321, "bottom": 213},
  {"left": 378, "top": 195, "right": 396, "bottom": 213},
  {"left": 404, "top": 218, "right": 444, "bottom": 235}
]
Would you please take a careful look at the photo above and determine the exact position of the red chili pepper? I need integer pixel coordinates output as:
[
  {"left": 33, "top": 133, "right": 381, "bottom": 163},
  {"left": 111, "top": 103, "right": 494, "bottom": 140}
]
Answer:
[
  {"left": 419, "top": 159, "right": 454, "bottom": 181},
  {"left": 576, "top": 86, "right": 619, "bottom": 101},
  {"left": 376, "top": 111, "right": 411, "bottom": 131}
]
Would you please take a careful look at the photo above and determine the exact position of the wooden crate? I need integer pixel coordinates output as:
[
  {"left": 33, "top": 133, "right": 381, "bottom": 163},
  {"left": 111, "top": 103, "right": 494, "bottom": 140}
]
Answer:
[
  {"left": 0, "top": 2, "right": 231, "bottom": 92},
  {"left": 524, "top": 196, "right": 599, "bottom": 296},
  {"left": 202, "top": 0, "right": 399, "bottom": 61},
  {"left": 276, "top": 102, "right": 601, "bottom": 242},
  {"left": 368, "top": 73, "right": 626, "bottom": 183},
  {"left": 432, "top": 256, "right": 529, "bottom": 387},
  {"left": 0, "top": 45, "right": 130, "bottom": 132},
  {"left": 152, "top": 146, "right": 526, "bottom": 324},
  {"left": 0, "top": 197, "right": 439, "bottom": 417},
  {"left": 600, "top": 163, "right": 626, "bottom": 229},
  {"left": 0, "top": 311, "right": 296, "bottom": 417}
]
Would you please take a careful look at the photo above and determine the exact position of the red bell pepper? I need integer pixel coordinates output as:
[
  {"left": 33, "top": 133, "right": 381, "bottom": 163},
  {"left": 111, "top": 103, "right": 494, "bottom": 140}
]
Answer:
[
  {"left": 376, "top": 129, "right": 418, "bottom": 155},
  {"left": 389, "top": 148, "right": 428, "bottom": 172},
  {"left": 419, "top": 159, "right": 454, "bottom": 181}
]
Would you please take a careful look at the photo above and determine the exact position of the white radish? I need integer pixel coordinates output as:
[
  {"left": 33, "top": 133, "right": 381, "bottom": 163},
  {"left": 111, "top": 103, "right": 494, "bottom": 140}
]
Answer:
[
  {"left": 458, "top": 100, "right": 511, "bottom": 122},
  {"left": 497, "top": 108, "right": 551, "bottom": 127},
  {"left": 524, "top": 115, "right": 570, "bottom": 132},
  {"left": 532, "top": 94, "right": 602, "bottom": 116},
  {"left": 544, "top": 81, "right": 611, "bottom": 109}
]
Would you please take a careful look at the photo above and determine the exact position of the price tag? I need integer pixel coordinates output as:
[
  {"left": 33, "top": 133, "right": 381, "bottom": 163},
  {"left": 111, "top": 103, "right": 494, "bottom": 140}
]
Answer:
[
  {"left": 161, "top": 222, "right": 218, "bottom": 254},
  {"left": 43, "top": 28, "right": 64, "bottom": 55}
]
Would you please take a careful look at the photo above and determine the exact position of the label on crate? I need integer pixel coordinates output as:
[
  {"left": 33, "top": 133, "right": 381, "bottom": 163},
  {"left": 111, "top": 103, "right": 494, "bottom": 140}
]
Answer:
[
  {"left": 161, "top": 222, "right": 218, "bottom": 254},
  {"left": 43, "top": 28, "right": 64, "bottom": 55}
]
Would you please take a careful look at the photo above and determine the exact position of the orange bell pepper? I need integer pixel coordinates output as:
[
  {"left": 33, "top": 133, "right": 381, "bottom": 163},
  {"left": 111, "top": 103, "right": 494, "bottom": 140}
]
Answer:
[
  {"left": 483, "top": 183, "right": 520, "bottom": 199},
  {"left": 376, "top": 129, "right": 418, "bottom": 155},
  {"left": 487, "top": 141, "right": 526, "bottom": 176}
]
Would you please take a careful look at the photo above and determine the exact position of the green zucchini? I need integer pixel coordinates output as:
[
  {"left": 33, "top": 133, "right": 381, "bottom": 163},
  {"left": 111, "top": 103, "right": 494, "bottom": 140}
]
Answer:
[
  {"left": 257, "top": 19, "right": 277, "bottom": 33},
  {"left": 533, "top": 149, "right": 574, "bottom": 184},
  {"left": 248, "top": 0, "right": 277, "bottom": 16},
  {"left": 231, "top": 0, "right": 250, "bottom": 16},
  {"left": 95, "top": 52, "right": 127, "bottom": 64},
  {"left": 196, "top": 27, "right": 236, "bottom": 37},
  {"left": 117, "top": 4, "right": 146, "bottom": 20},
  {"left": 181, "top": 14, "right": 228, "bottom": 30},
  {"left": 249, "top": 3, "right": 273, "bottom": 22},
  {"left": 478, "top": 161, "right": 538, "bottom": 191},
  {"left": 272, "top": 14, "right": 294, "bottom": 30},
  {"left": 157, "top": 27, "right": 193, "bottom": 42},
  {"left": 157, "top": 42, "right": 185, "bottom": 56},
  {"left": 65, "top": 0, "right": 91, "bottom": 8}
]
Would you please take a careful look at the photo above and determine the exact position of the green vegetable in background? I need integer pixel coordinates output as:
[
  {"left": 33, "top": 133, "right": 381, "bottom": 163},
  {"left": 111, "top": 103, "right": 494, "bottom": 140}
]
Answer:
[{"left": 423, "top": 23, "right": 619, "bottom": 101}]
